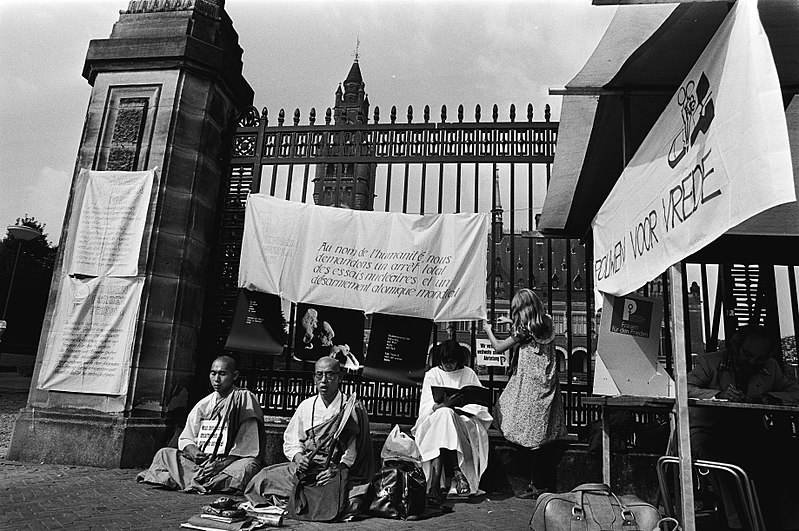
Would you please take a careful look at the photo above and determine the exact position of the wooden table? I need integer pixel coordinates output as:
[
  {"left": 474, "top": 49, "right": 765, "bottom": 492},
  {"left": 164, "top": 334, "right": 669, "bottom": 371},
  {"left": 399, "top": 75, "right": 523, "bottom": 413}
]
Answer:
[{"left": 583, "top": 395, "right": 799, "bottom": 485}]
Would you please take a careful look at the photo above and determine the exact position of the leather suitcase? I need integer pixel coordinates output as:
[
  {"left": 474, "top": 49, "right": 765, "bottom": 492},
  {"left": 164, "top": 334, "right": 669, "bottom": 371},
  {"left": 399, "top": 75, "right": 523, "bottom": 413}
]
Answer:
[{"left": 530, "top": 483, "right": 661, "bottom": 531}]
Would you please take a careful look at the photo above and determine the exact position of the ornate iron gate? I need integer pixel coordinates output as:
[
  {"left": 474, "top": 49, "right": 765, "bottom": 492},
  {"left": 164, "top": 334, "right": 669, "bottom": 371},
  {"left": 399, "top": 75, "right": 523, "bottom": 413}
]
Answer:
[{"left": 207, "top": 102, "right": 598, "bottom": 432}]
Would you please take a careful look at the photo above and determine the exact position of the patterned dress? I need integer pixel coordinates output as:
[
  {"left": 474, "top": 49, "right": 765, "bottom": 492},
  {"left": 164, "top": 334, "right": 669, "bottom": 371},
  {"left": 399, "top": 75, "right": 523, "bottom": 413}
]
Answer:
[{"left": 494, "top": 324, "right": 566, "bottom": 449}]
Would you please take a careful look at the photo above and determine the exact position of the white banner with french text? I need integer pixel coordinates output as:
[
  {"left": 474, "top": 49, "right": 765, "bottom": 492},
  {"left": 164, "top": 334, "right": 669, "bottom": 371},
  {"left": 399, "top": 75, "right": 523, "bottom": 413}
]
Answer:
[
  {"left": 592, "top": 0, "right": 795, "bottom": 296},
  {"left": 37, "top": 276, "right": 144, "bottom": 395},
  {"left": 239, "top": 194, "right": 489, "bottom": 321},
  {"left": 69, "top": 169, "right": 155, "bottom": 277}
]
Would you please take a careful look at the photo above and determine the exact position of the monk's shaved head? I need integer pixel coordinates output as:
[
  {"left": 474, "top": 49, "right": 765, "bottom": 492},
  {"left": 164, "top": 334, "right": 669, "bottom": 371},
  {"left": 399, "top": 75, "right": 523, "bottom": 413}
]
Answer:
[
  {"left": 315, "top": 356, "right": 340, "bottom": 373},
  {"left": 214, "top": 355, "right": 237, "bottom": 372}
]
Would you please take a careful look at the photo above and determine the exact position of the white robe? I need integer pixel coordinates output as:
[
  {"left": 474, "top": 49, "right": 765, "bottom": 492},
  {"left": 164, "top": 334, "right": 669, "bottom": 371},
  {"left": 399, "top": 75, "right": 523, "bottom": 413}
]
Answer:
[
  {"left": 283, "top": 391, "right": 357, "bottom": 467},
  {"left": 411, "top": 366, "right": 492, "bottom": 495}
]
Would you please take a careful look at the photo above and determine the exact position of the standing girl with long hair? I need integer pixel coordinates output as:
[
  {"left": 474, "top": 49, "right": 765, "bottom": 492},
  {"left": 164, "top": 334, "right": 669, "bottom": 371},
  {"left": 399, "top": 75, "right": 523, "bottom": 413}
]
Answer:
[{"left": 483, "top": 288, "right": 566, "bottom": 499}]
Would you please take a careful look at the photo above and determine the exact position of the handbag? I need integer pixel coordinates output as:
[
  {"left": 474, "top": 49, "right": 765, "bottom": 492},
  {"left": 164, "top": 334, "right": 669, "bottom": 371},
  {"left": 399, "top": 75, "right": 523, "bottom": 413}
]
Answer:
[
  {"left": 288, "top": 468, "right": 349, "bottom": 522},
  {"left": 530, "top": 483, "right": 661, "bottom": 531},
  {"left": 369, "top": 460, "right": 427, "bottom": 519}
]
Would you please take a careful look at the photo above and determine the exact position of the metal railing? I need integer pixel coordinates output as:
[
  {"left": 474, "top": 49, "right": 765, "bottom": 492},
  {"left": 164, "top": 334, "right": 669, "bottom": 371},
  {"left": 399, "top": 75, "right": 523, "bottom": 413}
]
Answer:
[{"left": 205, "top": 103, "right": 598, "bottom": 431}]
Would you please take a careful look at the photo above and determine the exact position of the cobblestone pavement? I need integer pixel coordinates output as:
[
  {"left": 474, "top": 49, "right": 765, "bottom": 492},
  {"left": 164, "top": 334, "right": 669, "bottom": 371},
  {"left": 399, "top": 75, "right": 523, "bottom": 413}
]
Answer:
[
  {"left": 0, "top": 459, "right": 537, "bottom": 531},
  {"left": 0, "top": 365, "right": 536, "bottom": 530}
]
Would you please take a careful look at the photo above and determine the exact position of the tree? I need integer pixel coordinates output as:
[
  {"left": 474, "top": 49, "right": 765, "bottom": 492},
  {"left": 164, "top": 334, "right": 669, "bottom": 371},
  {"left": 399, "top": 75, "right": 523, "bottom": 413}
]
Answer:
[{"left": 0, "top": 215, "right": 58, "bottom": 354}]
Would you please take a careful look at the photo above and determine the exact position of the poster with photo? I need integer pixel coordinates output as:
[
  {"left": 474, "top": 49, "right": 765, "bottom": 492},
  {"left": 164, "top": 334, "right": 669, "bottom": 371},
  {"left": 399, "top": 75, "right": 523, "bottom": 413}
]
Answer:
[
  {"left": 363, "top": 313, "right": 433, "bottom": 384},
  {"left": 225, "top": 289, "right": 285, "bottom": 355},
  {"left": 293, "top": 303, "right": 364, "bottom": 368}
]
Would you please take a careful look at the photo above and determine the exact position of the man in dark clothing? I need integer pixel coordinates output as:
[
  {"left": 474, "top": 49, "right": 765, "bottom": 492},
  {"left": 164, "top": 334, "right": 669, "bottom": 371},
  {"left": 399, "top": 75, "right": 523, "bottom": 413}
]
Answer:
[{"left": 687, "top": 324, "right": 799, "bottom": 530}]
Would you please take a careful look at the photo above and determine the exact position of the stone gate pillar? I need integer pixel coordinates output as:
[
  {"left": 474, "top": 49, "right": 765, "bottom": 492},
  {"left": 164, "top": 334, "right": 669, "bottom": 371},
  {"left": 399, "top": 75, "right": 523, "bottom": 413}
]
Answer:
[{"left": 9, "top": 0, "right": 253, "bottom": 467}]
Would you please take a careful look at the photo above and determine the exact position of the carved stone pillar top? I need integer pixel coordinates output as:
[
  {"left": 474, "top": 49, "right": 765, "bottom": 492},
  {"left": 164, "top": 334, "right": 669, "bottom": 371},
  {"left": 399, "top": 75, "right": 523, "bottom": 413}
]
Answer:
[
  {"left": 125, "top": 0, "right": 223, "bottom": 19},
  {"left": 85, "top": 0, "right": 251, "bottom": 107}
]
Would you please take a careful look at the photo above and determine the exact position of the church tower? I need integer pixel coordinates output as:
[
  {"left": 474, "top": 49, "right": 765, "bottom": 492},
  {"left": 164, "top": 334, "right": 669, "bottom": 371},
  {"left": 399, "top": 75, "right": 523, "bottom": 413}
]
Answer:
[{"left": 313, "top": 45, "right": 377, "bottom": 210}]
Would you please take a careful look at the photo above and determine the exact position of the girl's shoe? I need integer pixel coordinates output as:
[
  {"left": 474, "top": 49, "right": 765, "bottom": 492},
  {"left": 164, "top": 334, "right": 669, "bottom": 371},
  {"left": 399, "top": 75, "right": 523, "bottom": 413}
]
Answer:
[{"left": 452, "top": 470, "right": 471, "bottom": 495}]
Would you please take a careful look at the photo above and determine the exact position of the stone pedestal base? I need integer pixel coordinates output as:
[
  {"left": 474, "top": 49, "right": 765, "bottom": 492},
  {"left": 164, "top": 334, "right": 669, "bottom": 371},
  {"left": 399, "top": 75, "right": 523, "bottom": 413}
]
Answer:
[{"left": 8, "top": 408, "right": 178, "bottom": 469}]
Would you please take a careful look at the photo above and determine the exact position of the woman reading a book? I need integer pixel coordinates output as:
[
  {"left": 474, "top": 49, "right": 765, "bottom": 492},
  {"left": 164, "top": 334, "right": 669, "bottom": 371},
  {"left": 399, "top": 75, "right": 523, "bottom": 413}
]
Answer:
[
  {"left": 411, "top": 340, "right": 493, "bottom": 506},
  {"left": 483, "top": 288, "right": 567, "bottom": 500}
]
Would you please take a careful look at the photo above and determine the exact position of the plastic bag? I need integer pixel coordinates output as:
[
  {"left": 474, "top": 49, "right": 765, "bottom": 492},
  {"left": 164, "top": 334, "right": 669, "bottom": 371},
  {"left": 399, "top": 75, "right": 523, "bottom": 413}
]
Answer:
[{"left": 380, "top": 425, "right": 421, "bottom": 465}]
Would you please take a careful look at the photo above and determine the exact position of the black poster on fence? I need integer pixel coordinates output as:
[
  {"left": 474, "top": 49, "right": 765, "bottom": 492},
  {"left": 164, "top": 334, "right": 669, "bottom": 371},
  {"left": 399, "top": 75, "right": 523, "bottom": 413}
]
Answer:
[
  {"left": 293, "top": 303, "right": 365, "bottom": 367},
  {"left": 363, "top": 313, "right": 433, "bottom": 384},
  {"left": 225, "top": 289, "right": 285, "bottom": 355}
]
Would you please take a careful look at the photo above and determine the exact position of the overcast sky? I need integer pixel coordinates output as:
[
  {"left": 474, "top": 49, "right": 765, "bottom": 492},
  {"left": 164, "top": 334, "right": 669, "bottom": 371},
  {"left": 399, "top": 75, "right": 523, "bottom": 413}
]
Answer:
[{"left": 0, "top": 0, "right": 617, "bottom": 244}]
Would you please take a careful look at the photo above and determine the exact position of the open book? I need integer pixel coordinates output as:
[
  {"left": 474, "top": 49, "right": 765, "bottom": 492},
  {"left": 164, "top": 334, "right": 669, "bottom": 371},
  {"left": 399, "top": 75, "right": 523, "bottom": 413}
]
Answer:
[{"left": 431, "top": 385, "right": 493, "bottom": 407}]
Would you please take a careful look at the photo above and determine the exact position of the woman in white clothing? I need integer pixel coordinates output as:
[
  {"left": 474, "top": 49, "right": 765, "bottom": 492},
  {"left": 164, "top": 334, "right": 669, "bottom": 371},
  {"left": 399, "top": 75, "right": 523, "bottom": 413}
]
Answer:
[{"left": 411, "top": 340, "right": 493, "bottom": 506}]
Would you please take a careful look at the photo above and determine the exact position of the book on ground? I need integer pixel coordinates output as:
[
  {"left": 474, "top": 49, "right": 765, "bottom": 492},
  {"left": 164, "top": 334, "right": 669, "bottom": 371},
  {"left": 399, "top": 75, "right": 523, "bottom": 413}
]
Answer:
[
  {"left": 431, "top": 385, "right": 492, "bottom": 407},
  {"left": 183, "top": 515, "right": 251, "bottom": 531},
  {"left": 201, "top": 513, "right": 246, "bottom": 523}
]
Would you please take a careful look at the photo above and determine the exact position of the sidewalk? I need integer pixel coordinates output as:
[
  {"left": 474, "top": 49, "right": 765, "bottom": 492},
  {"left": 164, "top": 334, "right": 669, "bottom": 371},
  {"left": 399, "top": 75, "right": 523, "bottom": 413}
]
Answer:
[
  {"left": 0, "top": 353, "right": 536, "bottom": 530},
  {"left": 0, "top": 458, "right": 537, "bottom": 530}
]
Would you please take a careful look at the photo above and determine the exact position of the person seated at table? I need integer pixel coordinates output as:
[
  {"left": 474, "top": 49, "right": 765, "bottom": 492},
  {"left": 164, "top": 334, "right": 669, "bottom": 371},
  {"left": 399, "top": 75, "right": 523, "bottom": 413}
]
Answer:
[
  {"left": 244, "top": 357, "right": 374, "bottom": 521},
  {"left": 687, "top": 324, "right": 799, "bottom": 530},
  {"left": 412, "top": 340, "right": 493, "bottom": 506},
  {"left": 137, "top": 355, "right": 265, "bottom": 494}
]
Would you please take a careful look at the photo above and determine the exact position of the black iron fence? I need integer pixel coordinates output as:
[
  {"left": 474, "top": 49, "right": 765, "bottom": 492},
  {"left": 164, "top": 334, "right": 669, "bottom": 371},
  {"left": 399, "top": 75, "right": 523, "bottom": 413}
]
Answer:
[{"left": 208, "top": 103, "right": 599, "bottom": 431}]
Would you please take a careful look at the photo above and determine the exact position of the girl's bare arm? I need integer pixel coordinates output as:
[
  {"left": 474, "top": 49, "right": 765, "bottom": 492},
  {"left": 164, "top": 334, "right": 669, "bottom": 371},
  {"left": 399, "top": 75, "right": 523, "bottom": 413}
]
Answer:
[{"left": 482, "top": 322, "right": 518, "bottom": 353}]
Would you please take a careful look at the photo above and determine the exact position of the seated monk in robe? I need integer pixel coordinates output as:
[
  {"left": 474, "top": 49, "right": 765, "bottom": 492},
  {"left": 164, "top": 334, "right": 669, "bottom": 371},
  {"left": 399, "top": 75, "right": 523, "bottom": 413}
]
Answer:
[
  {"left": 245, "top": 357, "right": 374, "bottom": 521},
  {"left": 137, "top": 355, "right": 264, "bottom": 494}
]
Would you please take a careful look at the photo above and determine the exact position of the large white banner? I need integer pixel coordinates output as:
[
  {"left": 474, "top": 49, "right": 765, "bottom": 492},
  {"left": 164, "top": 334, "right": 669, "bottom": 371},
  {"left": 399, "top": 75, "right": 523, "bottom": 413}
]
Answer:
[
  {"left": 239, "top": 194, "right": 489, "bottom": 321},
  {"left": 592, "top": 0, "right": 795, "bottom": 296},
  {"left": 38, "top": 276, "right": 144, "bottom": 395},
  {"left": 69, "top": 169, "right": 154, "bottom": 277}
]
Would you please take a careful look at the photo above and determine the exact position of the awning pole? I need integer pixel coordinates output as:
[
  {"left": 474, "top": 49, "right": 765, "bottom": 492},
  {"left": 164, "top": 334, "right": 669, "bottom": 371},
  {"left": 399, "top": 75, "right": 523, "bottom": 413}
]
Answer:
[{"left": 669, "top": 262, "right": 695, "bottom": 531}]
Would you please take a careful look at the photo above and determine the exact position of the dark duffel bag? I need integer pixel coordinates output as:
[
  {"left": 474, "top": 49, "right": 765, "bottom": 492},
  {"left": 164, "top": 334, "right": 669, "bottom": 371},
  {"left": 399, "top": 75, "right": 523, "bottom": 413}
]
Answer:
[
  {"left": 530, "top": 483, "right": 661, "bottom": 531},
  {"left": 369, "top": 460, "right": 427, "bottom": 520}
]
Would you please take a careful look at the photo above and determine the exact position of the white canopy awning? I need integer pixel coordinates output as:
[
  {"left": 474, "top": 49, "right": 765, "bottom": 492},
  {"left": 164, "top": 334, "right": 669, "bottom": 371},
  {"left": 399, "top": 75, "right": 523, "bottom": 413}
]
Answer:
[{"left": 540, "top": 0, "right": 799, "bottom": 264}]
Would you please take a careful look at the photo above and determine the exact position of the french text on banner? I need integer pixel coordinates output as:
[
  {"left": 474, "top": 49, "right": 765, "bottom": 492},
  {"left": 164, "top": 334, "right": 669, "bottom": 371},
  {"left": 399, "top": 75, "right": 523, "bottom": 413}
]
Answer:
[
  {"left": 239, "top": 194, "right": 489, "bottom": 322},
  {"left": 68, "top": 169, "right": 155, "bottom": 277}
]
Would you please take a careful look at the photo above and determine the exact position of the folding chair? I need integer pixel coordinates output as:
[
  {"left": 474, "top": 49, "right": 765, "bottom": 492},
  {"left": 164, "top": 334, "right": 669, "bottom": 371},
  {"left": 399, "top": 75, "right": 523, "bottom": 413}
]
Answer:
[{"left": 656, "top": 455, "right": 765, "bottom": 531}]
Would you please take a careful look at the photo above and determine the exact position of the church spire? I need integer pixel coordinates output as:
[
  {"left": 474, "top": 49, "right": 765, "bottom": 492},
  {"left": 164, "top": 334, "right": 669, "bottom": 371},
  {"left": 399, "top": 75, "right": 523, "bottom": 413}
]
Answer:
[
  {"left": 313, "top": 49, "right": 376, "bottom": 211},
  {"left": 338, "top": 43, "right": 368, "bottom": 125},
  {"left": 492, "top": 167, "right": 504, "bottom": 242}
]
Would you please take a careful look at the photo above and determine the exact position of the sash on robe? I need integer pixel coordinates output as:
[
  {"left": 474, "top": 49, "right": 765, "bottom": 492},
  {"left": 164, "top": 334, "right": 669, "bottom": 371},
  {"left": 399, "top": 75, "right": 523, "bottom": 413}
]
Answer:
[
  {"left": 200, "top": 388, "right": 264, "bottom": 460},
  {"left": 290, "top": 393, "right": 374, "bottom": 521}
]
